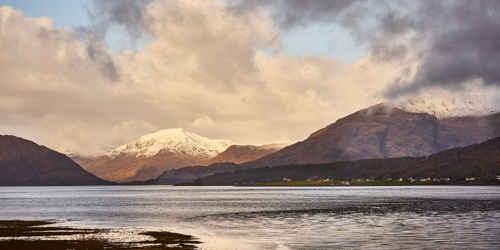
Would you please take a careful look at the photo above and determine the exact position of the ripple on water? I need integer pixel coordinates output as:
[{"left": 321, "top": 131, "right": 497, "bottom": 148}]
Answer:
[{"left": 1, "top": 186, "right": 499, "bottom": 249}]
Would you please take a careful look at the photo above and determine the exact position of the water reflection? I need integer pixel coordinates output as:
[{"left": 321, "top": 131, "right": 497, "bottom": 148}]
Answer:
[
  {"left": 192, "top": 198, "right": 500, "bottom": 249},
  {"left": 0, "top": 186, "right": 499, "bottom": 249}
]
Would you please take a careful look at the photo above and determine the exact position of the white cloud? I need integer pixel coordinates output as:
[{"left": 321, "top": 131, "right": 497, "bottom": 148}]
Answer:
[
  {"left": 1, "top": 1, "right": 497, "bottom": 155},
  {"left": 0, "top": 3, "right": 401, "bottom": 153},
  {"left": 111, "top": 120, "right": 157, "bottom": 140}
]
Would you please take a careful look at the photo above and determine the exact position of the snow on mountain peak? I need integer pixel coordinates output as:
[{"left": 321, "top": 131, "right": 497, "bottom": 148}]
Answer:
[
  {"left": 395, "top": 95, "right": 498, "bottom": 118},
  {"left": 107, "top": 128, "right": 234, "bottom": 158}
]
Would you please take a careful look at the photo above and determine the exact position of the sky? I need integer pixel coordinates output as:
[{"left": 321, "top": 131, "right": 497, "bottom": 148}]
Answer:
[{"left": 1, "top": 0, "right": 499, "bottom": 155}]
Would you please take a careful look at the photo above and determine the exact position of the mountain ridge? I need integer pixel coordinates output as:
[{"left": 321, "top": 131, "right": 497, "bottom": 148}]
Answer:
[
  {"left": 0, "top": 135, "right": 107, "bottom": 186},
  {"left": 239, "top": 103, "right": 499, "bottom": 169},
  {"left": 185, "top": 136, "right": 500, "bottom": 185},
  {"left": 154, "top": 103, "right": 499, "bottom": 184}
]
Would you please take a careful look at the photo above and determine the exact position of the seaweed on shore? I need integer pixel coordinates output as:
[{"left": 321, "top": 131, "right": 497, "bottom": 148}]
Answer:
[{"left": 0, "top": 220, "right": 201, "bottom": 250}]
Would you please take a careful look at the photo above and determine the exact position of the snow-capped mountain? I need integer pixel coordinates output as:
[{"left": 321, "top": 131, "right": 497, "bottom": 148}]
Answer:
[
  {"left": 395, "top": 96, "right": 498, "bottom": 118},
  {"left": 238, "top": 103, "right": 500, "bottom": 170},
  {"left": 107, "top": 128, "right": 233, "bottom": 159},
  {"left": 82, "top": 129, "right": 235, "bottom": 182}
]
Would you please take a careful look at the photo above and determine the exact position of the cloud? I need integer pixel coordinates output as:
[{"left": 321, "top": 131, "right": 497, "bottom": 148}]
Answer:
[
  {"left": 0, "top": 6, "right": 126, "bottom": 152},
  {"left": 235, "top": 0, "right": 500, "bottom": 98},
  {"left": 82, "top": 0, "right": 152, "bottom": 40},
  {"left": 231, "top": 0, "right": 363, "bottom": 29},
  {"left": 1, "top": 1, "right": 499, "bottom": 155},
  {"left": 85, "top": 38, "right": 121, "bottom": 81},
  {"left": 380, "top": 1, "right": 500, "bottom": 97},
  {"left": 110, "top": 120, "right": 157, "bottom": 144},
  {"left": 191, "top": 115, "right": 216, "bottom": 132}
]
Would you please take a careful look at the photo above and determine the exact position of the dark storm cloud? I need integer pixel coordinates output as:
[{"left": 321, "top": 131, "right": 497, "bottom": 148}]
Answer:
[
  {"left": 86, "top": 41, "right": 120, "bottom": 81},
  {"left": 231, "top": 0, "right": 363, "bottom": 29},
  {"left": 235, "top": 0, "right": 500, "bottom": 97},
  {"left": 86, "top": 0, "right": 152, "bottom": 39},
  {"left": 82, "top": 0, "right": 500, "bottom": 95},
  {"left": 384, "top": 1, "right": 500, "bottom": 97},
  {"left": 75, "top": 0, "right": 153, "bottom": 81}
]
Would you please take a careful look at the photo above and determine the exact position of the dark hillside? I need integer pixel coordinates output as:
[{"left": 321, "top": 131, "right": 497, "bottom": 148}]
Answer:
[
  {"left": 0, "top": 135, "right": 108, "bottom": 185},
  {"left": 187, "top": 137, "right": 500, "bottom": 185}
]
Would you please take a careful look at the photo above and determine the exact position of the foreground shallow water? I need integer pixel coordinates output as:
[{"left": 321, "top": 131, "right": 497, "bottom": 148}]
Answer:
[{"left": 1, "top": 186, "right": 499, "bottom": 249}]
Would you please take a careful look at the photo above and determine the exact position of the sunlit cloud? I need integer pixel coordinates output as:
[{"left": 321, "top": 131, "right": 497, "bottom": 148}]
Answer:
[{"left": 0, "top": 0, "right": 499, "bottom": 155}]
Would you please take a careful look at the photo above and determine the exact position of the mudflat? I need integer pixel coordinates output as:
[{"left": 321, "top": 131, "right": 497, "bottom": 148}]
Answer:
[{"left": 0, "top": 220, "right": 200, "bottom": 250}]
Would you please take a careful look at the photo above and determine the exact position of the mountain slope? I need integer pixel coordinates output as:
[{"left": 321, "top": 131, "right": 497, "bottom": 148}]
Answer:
[
  {"left": 82, "top": 129, "right": 234, "bottom": 182},
  {"left": 240, "top": 103, "right": 499, "bottom": 169},
  {"left": 154, "top": 162, "right": 238, "bottom": 185},
  {"left": 205, "top": 143, "right": 289, "bottom": 165},
  {"left": 0, "top": 135, "right": 107, "bottom": 186},
  {"left": 241, "top": 103, "right": 439, "bottom": 168},
  {"left": 187, "top": 136, "right": 500, "bottom": 185},
  {"left": 437, "top": 113, "right": 500, "bottom": 147}
]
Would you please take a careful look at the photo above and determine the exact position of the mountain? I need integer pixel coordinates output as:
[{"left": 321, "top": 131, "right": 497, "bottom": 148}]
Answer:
[
  {"left": 0, "top": 135, "right": 107, "bottom": 186},
  {"left": 153, "top": 103, "right": 499, "bottom": 185},
  {"left": 396, "top": 96, "right": 498, "bottom": 118},
  {"left": 239, "top": 103, "right": 499, "bottom": 169},
  {"left": 205, "top": 143, "right": 289, "bottom": 165},
  {"left": 82, "top": 128, "right": 234, "bottom": 182},
  {"left": 186, "top": 136, "right": 500, "bottom": 185}
]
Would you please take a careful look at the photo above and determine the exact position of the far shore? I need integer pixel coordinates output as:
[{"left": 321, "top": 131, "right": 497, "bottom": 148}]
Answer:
[{"left": 238, "top": 179, "right": 500, "bottom": 187}]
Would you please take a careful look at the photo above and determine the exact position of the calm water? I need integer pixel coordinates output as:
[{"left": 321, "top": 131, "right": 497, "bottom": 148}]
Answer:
[{"left": 1, "top": 186, "right": 499, "bottom": 249}]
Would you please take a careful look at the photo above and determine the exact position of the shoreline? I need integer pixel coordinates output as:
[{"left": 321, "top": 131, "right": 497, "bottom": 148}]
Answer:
[
  {"left": 0, "top": 220, "right": 201, "bottom": 250},
  {"left": 238, "top": 179, "right": 500, "bottom": 187}
]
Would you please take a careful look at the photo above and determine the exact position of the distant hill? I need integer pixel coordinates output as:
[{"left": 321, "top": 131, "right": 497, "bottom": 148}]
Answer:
[
  {"left": 240, "top": 103, "right": 499, "bottom": 169},
  {"left": 82, "top": 128, "right": 234, "bottom": 182},
  {"left": 186, "top": 136, "right": 500, "bottom": 185},
  {"left": 205, "top": 143, "right": 288, "bottom": 165},
  {"left": 154, "top": 162, "right": 238, "bottom": 185},
  {"left": 0, "top": 135, "right": 107, "bottom": 186}
]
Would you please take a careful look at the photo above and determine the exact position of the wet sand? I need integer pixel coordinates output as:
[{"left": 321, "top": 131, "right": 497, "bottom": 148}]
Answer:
[{"left": 0, "top": 220, "right": 201, "bottom": 250}]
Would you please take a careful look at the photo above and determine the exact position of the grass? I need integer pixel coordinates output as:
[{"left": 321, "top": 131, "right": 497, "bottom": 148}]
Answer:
[{"left": 0, "top": 220, "right": 201, "bottom": 250}]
